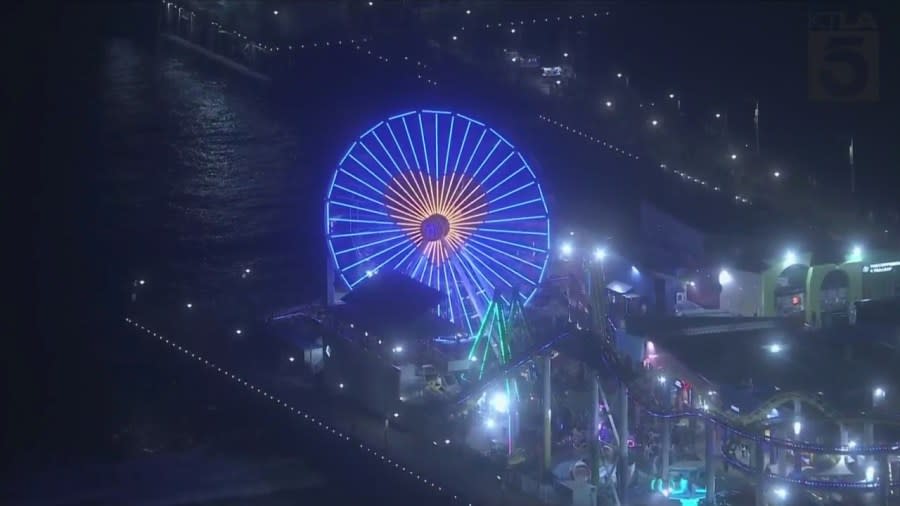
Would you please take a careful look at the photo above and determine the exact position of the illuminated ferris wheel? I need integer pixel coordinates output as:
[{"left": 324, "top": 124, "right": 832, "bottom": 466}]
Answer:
[{"left": 325, "top": 109, "right": 550, "bottom": 335}]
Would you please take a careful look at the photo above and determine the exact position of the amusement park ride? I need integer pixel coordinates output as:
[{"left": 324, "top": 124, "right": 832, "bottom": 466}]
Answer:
[{"left": 325, "top": 109, "right": 898, "bottom": 506}]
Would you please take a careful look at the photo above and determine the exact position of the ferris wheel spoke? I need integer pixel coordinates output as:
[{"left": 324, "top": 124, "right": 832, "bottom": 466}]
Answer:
[
  {"left": 329, "top": 200, "right": 388, "bottom": 216},
  {"left": 346, "top": 154, "right": 388, "bottom": 188},
  {"left": 477, "top": 150, "right": 516, "bottom": 189},
  {"left": 338, "top": 168, "right": 384, "bottom": 199},
  {"left": 332, "top": 183, "right": 384, "bottom": 208},
  {"left": 488, "top": 181, "right": 535, "bottom": 206},
  {"left": 349, "top": 242, "right": 418, "bottom": 288},
  {"left": 459, "top": 249, "right": 511, "bottom": 308},
  {"left": 446, "top": 260, "right": 474, "bottom": 335},
  {"left": 414, "top": 253, "right": 429, "bottom": 283},
  {"left": 358, "top": 141, "right": 394, "bottom": 182},
  {"left": 470, "top": 139, "right": 503, "bottom": 181},
  {"left": 417, "top": 113, "right": 430, "bottom": 175},
  {"left": 394, "top": 171, "right": 431, "bottom": 216},
  {"left": 384, "top": 192, "right": 429, "bottom": 221},
  {"left": 342, "top": 238, "right": 410, "bottom": 272},
  {"left": 385, "top": 123, "right": 411, "bottom": 170},
  {"left": 486, "top": 197, "right": 543, "bottom": 216},
  {"left": 392, "top": 242, "right": 419, "bottom": 271},
  {"left": 433, "top": 113, "right": 440, "bottom": 177},
  {"left": 441, "top": 264, "right": 456, "bottom": 324},
  {"left": 443, "top": 115, "right": 455, "bottom": 176},
  {"left": 471, "top": 232, "right": 547, "bottom": 254},
  {"left": 455, "top": 248, "right": 494, "bottom": 304},
  {"left": 460, "top": 129, "right": 487, "bottom": 175},
  {"left": 453, "top": 191, "right": 488, "bottom": 221},
  {"left": 427, "top": 262, "right": 436, "bottom": 293},
  {"left": 329, "top": 217, "right": 394, "bottom": 226},
  {"left": 331, "top": 227, "right": 397, "bottom": 239},
  {"left": 452, "top": 121, "right": 471, "bottom": 174},
  {"left": 370, "top": 131, "right": 402, "bottom": 174},
  {"left": 334, "top": 233, "right": 406, "bottom": 255},
  {"left": 461, "top": 245, "right": 513, "bottom": 288},
  {"left": 482, "top": 214, "right": 545, "bottom": 224},
  {"left": 477, "top": 227, "right": 547, "bottom": 236},
  {"left": 332, "top": 227, "right": 404, "bottom": 239},
  {"left": 484, "top": 164, "right": 527, "bottom": 195},
  {"left": 400, "top": 116, "right": 421, "bottom": 171},
  {"left": 466, "top": 240, "right": 540, "bottom": 283},
  {"left": 417, "top": 171, "right": 440, "bottom": 215}
]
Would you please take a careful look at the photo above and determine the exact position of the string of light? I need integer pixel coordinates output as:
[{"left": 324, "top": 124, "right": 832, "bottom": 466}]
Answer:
[
  {"left": 442, "top": 7, "right": 769, "bottom": 207},
  {"left": 349, "top": 45, "right": 439, "bottom": 86},
  {"left": 124, "top": 315, "right": 472, "bottom": 505},
  {"left": 162, "top": 1, "right": 372, "bottom": 55},
  {"left": 459, "top": 10, "right": 610, "bottom": 37},
  {"left": 538, "top": 114, "right": 752, "bottom": 205}
]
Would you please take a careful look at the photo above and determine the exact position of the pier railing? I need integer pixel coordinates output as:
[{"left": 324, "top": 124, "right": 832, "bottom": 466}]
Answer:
[{"left": 158, "top": 2, "right": 282, "bottom": 79}]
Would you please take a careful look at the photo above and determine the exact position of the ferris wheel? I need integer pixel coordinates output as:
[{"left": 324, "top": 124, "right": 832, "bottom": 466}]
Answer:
[{"left": 325, "top": 109, "right": 550, "bottom": 336}]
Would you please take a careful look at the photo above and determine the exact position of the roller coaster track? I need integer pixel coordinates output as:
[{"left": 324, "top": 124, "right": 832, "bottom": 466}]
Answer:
[
  {"left": 583, "top": 328, "right": 899, "bottom": 455},
  {"left": 707, "top": 390, "right": 840, "bottom": 426}
]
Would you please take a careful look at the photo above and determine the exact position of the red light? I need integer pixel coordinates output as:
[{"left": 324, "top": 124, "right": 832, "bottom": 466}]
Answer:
[{"left": 791, "top": 295, "right": 801, "bottom": 306}]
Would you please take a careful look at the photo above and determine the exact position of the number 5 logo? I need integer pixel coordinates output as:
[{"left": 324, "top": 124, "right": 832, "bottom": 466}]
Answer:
[{"left": 809, "top": 11, "right": 878, "bottom": 101}]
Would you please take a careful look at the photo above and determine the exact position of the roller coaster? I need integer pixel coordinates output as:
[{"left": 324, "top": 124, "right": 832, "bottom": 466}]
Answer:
[{"left": 451, "top": 295, "right": 899, "bottom": 494}]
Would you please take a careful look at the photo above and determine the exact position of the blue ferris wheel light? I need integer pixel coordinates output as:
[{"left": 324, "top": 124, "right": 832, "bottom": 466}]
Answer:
[{"left": 325, "top": 109, "right": 551, "bottom": 335}]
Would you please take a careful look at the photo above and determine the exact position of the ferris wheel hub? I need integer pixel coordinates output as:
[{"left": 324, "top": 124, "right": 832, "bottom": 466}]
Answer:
[{"left": 421, "top": 214, "right": 451, "bottom": 242}]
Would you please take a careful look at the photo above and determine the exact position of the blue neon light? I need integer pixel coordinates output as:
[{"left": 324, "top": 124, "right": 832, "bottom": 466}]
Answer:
[{"left": 325, "top": 109, "right": 551, "bottom": 335}]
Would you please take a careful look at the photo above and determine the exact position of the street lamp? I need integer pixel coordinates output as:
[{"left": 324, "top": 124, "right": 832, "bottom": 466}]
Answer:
[
  {"left": 452, "top": 35, "right": 458, "bottom": 41},
  {"left": 773, "top": 487, "right": 788, "bottom": 501},
  {"left": 714, "top": 112, "right": 721, "bottom": 119},
  {"left": 668, "top": 93, "right": 675, "bottom": 99},
  {"left": 563, "top": 52, "right": 569, "bottom": 58},
  {"left": 273, "top": 10, "right": 278, "bottom": 15},
  {"left": 593, "top": 247, "right": 607, "bottom": 262},
  {"left": 718, "top": 269, "right": 733, "bottom": 285},
  {"left": 605, "top": 100, "right": 613, "bottom": 108},
  {"left": 561, "top": 241, "right": 574, "bottom": 258},
  {"left": 490, "top": 391, "right": 510, "bottom": 413},
  {"left": 466, "top": 9, "right": 471, "bottom": 14},
  {"left": 873, "top": 387, "right": 886, "bottom": 406},
  {"left": 792, "top": 420, "right": 802, "bottom": 436},
  {"left": 730, "top": 153, "right": 738, "bottom": 160},
  {"left": 650, "top": 119, "right": 659, "bottom": 127},
  {"left": 783, "top": 250, "right": 797, "bottom": 268},
  {"left": 773, "top": 170, "right": 781, "bottom": 178},
  {"left": 767, "top": 343, "right": 783, "bottom": 354},
  {"left": 848, "top": 244, "right": 863, "bottom": 262}
]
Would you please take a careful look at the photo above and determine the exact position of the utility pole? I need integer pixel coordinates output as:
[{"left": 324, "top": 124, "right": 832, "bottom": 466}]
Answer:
[
  {"left": 849, "top": 136, "right": 856, "bottom": 194},
  {"left": 616, "top": 385, "right": 629, "bottom": 503},
  {"left": 543, "top": 354, "right": 552, "bottom": 472},
  {"left": 754, "top": 100, "right": 761, "bottom": 155}
]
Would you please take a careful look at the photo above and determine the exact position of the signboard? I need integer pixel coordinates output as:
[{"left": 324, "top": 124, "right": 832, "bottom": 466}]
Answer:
[
  {"left": 541, "top": 66, "right": 562, "bottom": 77},
  {"left": 863, "top": 261, "right": 899, "bottom": 273}
]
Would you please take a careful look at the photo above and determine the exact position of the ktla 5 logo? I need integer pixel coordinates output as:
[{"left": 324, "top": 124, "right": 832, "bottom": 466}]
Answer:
[{"left": 808, "top": 11, "right": 878, "bottom": 101}]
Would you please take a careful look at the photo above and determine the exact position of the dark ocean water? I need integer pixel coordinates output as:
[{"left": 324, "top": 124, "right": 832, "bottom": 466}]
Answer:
[{"left": 15, "top": 4, "right": 452, "bottom": 504}]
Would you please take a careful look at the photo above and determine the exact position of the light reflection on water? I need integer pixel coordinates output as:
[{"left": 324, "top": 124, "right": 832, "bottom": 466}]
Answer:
[{"left": 99, "top": 39, "right": 316, "bottom": 308}]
